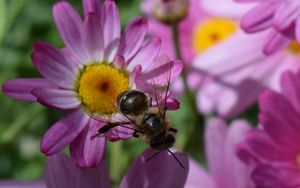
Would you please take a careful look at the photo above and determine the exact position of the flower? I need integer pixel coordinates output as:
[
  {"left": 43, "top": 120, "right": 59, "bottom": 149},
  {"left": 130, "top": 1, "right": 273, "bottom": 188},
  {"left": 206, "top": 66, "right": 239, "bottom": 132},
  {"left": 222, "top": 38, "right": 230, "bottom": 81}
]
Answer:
[
  {"left": 142, "top": 0, "right": 245, "bottom": 100},
  {"left": 0, "top": 153, "right": 110, "bottom": 188},
  {"left": 142, "top": 0, "right": 239, "bottom": 63},
  {"left": 2, "top": 0, "right": 183, "bottom": 167},
  {"left": 184, "top": 118, "right": 254, "bottom": 188},
  {"left": 0, "top": 151, "right": 189, "bottom": 188},
  {"left": 187, "top": 0, "right": 300, "bottom": 118},
  {"left": 193, "top": 29, "right": 300, "bottom": 118},
  {"left": 237, "top": 70, "right": 300, "bottom": 188},
  {"left": 237, "top": 0, "right": 300, "bottom": 55},
  {"left": 152, "top": 0, "right": 189, "bottom": 25},
  {"left": 120, "top": 149, "right": 189, "bottom": 188}
]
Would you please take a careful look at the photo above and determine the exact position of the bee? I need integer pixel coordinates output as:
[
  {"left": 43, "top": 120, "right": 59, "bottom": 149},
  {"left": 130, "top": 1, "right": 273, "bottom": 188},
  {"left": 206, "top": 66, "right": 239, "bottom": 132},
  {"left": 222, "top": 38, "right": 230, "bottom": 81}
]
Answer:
[{"left": 92, "top": 61, "right": 184, "bottom": 168}]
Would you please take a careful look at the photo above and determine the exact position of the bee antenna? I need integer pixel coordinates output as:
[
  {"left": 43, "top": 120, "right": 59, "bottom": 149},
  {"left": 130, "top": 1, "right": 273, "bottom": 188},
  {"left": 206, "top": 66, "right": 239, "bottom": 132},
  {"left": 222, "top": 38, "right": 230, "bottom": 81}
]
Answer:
[
  {"left": 145, "top": 151, "right": 161, "bottom": 162},
  {"left": 167, "top": 149, "right": 185, "bottom": 169},
  {"left": 162, "top": 61, "right": 172, "bottom": 118}
]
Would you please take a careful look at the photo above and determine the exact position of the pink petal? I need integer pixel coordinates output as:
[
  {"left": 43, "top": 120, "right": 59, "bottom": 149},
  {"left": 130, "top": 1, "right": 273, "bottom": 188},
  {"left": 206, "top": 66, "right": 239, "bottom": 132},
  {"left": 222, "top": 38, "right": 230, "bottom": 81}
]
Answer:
[
  {"left": 259, "top": 91, "right": 300, "bottom": 150},
  {"left": 205, "top": 118, "right": 228, "bottom": 184},
  {"left": 263, "top": 30, "right": 291, "bottom": 55},
  {"left": 102, "top": 0, "right": 120, "bottom": 62},
  {"left": 118, "top": 17, "right": 148, "bottom": 62},
  {"left": 184, "top": 159, "right": 216, "bottom": 188},
  {"left": 252, "top": 165, "right": 300, "bottom": 188},
  {"left": 222, "top": 120, "right": 254, "bottom": 188},
  {"left": 281, "top": 71, "right": 300, "bottom": 113},
  {"left": 41, "top": 109, "right": 89, "bottom": 155},
  {"left": 0, "top": 181, "right": 45, "bottom": 188},
  {"left": 127, "top": 37, "right": 161, "bottom": 71},
  {"left": 241, "top": 1, "right": 280, "bottom": 33},
  {"left": 235, "top": 0, "right": 268, "bottom": 2},
  {"left": 196, "top": 82, "right": 220, "bottom": 115},
  {"left": 244, "top": 129, "right": 295, "bottom": 161},
  {"left": 70, "top": 119, "right": 107, "bottom": 168},
  {"left": 53, "top": 1, "right": 88, "bottom": 62},
  {"left": 166, "top": 96, "right": 180, "bottom": 110},
  {"left": 192, "top": 31, "right": 267, "bottom": 76},
  {"left": 201, "top": 0, "right": 255, "bottom": 19},
  {"left": 120, "top": 149, "right": 189, "bottom": 188},
  {"left": 32, "top": 43, "right": 78, "bottom": 89},
  {"left": 273, "top": 1, "right": 300, "bottom": 31},
  {"left": 31, "top": 88, "right": 80, "bottom": 109},
  {"left": 216, "top": 79, "right": 265, "bottom": 118},
  {"left": 141, "top": 54, "right": 183, "bottom": 86},
  {"left": 113, "top": 54, "right": 126, "bottom": 69},
  {"left": 104, "top": 114, "right": 134, "bottom": 141},
  {"left": 2, "top": 78, "right": 57, "bottom": 102},
  {"left": 82, "top": 0, "right": 101, "bottom": 17},
  {"left": 33, "top": 42, "right": 80, "bottom": 73},
  {"left": 236, "top": 141, "right": 262, "bottom": 166},
  {"left": 45, "top": 153, "right": 110, "bottom": 188},
  {"left": 83, "top": 13, "right": 104, "bottom": 62},
  {"left": 295, "top": 18, "right": 300, "bottom": 44}
]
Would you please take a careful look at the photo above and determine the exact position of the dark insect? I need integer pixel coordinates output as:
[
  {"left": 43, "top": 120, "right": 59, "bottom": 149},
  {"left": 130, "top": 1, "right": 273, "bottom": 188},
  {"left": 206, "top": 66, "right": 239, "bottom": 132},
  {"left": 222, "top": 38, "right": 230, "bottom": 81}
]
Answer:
[{"left": 92, "top": 61, "right": 184, "bottom": 168}]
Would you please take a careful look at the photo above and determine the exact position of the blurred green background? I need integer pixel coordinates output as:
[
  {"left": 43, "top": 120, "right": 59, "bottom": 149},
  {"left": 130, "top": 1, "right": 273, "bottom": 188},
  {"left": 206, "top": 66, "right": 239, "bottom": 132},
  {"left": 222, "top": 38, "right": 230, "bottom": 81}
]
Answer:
[{"left": 0, "top": 0, "right": 258, "bottom": 185}]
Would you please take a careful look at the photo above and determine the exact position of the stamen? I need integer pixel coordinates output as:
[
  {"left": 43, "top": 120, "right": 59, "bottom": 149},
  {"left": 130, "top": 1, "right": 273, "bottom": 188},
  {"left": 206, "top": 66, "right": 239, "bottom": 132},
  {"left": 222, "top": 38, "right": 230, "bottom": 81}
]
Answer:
[
  {"left": 75, "top": 63, "right": 129, "bottom": 116},
  {"left": 192, "top": 18, "right": 237, "bottom": 53}
]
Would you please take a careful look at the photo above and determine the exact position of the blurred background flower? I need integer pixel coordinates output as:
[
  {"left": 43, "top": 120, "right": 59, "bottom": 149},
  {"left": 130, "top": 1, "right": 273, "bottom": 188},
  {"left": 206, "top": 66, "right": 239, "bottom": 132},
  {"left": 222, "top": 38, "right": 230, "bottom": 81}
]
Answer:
[{"left": 237, "top": 70, "right": 300, "bottom": 188}]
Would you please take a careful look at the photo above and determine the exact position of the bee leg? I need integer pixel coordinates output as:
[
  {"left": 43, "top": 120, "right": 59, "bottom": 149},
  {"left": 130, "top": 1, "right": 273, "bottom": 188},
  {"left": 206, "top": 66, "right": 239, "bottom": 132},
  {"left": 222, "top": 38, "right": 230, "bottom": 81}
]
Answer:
[
  {"left": 149, "top": 97, "right": 153, "bottom": 107},
  {"left": 133, "top": 131, "right": 140, "bottom": 138},
  {"left": 168, "top": 127, "right": 177, "bottom": 133}
]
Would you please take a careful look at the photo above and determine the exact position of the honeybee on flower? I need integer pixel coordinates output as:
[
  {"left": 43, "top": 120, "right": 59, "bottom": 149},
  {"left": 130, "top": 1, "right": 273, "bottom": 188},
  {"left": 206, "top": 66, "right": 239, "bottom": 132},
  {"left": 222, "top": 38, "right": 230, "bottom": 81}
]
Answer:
[{"left": 2, "top": 0, "right": 183, "bottom": 168}]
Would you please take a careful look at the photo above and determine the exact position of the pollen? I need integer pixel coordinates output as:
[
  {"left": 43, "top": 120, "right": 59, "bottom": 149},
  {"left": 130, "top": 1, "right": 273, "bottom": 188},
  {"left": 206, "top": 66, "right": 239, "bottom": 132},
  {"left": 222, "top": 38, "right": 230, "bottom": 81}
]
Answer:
[
  {"left": 287, "top": 40, "right": 300, "bottom": 54},
  {"left": 192, "top": 18, "right": 237, "bottom": 53},
  {"left": 75, "top": 63, "right": 129, "bottom": 116}
]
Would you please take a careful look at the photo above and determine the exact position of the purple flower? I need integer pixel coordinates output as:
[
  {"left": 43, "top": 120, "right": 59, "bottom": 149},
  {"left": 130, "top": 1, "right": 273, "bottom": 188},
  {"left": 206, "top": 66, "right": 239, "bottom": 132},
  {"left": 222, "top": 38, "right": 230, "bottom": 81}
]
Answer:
[
  {"left": 193, "top": 29, "right": 300, "bottom": 118},
  {"left": 237, "top": 70, "right": 300, "bottom": 188},
  {"left": 120, "top": 149, "right": 189, "bottom": 188},
  {"left": 0, "top": 151, "right": 189, "bottom": 188},
  {"left": 142, "top": 0, "right": 208, "bottom": 63},
  {"left": 237, "top": 0, "right": 300, "bottom": 54},
  {"left": 185, "top": 118, "right": 254, "bottom": 188},
  {"left": 2, "top": 0, "right": 183, "bottom": 168},
  {"left": 185, "top": 0, "right": 300, "bottom": 118},
  {"left": 0, "top": 153, "right": 110, "bottom": 188}
]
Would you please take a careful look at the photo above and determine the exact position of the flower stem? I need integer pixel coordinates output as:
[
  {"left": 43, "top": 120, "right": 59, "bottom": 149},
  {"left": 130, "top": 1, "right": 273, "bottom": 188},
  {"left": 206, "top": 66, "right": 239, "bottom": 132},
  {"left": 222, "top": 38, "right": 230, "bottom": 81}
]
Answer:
[{"left": 171, "top": 24, "right": 205, "bottom": 161}]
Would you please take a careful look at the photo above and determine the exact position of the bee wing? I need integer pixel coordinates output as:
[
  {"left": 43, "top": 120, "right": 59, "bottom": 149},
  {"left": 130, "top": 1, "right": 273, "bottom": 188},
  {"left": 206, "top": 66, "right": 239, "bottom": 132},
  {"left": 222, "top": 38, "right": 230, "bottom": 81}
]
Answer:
[{"left": 138, "top": 54, "right": 180, "bottom": 113}]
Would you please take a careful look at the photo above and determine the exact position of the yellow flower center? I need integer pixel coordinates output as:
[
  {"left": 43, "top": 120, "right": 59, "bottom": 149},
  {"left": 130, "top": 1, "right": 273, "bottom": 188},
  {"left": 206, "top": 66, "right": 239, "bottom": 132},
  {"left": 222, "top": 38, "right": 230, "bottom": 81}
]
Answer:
[
  {"left": 192, "top": 18, "right": 237, "bottom": 53},
  {"left": 75, "top": 63, "right": 129, "bottom": 116},
  {"left": 287, "top": 40, "right": 300, "bottom": 54}
]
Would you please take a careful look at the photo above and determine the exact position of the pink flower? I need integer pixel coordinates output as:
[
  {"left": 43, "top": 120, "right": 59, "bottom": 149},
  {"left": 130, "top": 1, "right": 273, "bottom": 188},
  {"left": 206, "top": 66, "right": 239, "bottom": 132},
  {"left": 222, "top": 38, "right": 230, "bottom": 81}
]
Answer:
[
  {"left": 142, "top": 0, "right": 207, "bottom": 63},
  {"left": 237, "top": 70, "right": 300, "bottom": 188},
  {"left": 0, "top": 153, "right": 110, "bottom": 188},
  {"left": 193, "top": 29, "right": 300, "bottom": 118},
  {"left": 184, "top": 118, "right": 254, "bottom": 188},
  {"left": 120, "top": 149, "right": 189, "bottom": 188},
  {"left": 237, "top": 0, "right": 300, "bottom": 55},
  {"left": 2, "top": 0, "right": 183, "bottom": 167},
  {"left": 0, "top": 151, "right": 189, "bottom": 188}
]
